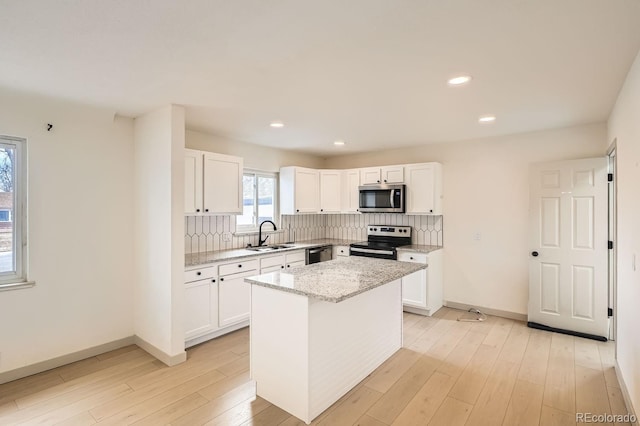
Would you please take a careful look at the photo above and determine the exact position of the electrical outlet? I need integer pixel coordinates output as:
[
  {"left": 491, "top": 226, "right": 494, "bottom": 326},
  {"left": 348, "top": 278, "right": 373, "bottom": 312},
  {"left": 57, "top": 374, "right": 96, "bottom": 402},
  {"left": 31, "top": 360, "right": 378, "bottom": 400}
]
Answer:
[{"left": 222, "top": 232, "right": 232, "bottom": 242}]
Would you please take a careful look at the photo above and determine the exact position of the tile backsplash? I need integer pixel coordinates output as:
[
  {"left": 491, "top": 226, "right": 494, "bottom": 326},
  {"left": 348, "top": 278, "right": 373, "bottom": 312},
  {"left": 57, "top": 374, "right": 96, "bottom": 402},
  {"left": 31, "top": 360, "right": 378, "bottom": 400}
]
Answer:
[{"left": 185, "top": 213, "right": 443, "bottom": 254}]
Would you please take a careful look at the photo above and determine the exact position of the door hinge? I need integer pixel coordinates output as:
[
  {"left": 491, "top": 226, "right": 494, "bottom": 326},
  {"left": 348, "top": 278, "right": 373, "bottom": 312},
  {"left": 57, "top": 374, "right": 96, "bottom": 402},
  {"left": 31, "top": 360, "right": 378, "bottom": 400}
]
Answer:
[
  {"left": 608, "top": 241, "right": 614, "bottom": 250},
  {"left": 608, "top": 307, "right": 613, "bottom": 317},
  {"left": 608, "top": 173, "right": 613, "bottom": 182}
]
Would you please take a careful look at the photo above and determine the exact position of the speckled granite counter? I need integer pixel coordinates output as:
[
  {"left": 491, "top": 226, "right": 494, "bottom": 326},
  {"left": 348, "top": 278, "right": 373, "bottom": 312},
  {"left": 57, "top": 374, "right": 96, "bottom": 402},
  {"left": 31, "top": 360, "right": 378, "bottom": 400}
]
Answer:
[
  {"left": 245, "top": 256, "right": 426, "bottom": 303},
  {"left": 185, "top": 238, "right": 357, "bottom": 267},
  {"left": 396, "top": 245, "right": 443, "bottom": 254}
]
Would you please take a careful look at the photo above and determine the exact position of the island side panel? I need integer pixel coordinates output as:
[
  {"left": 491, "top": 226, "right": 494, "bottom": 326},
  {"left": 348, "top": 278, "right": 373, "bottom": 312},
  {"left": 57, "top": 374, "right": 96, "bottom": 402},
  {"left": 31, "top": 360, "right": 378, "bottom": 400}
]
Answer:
[
  {"left": 308, "top": 279, "right": 403, "bottom": 419},
  {"left": 250, "top": 285, "right": 311, "bottom": 423}
]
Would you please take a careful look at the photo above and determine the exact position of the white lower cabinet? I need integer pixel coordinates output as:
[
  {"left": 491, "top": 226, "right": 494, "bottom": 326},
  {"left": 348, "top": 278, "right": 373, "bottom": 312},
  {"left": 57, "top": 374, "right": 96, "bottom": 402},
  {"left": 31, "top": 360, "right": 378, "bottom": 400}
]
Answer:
[
  {"left": 218, "top": 259, "right": 258, "bottom": 328},
  {"left": 185, "top": 249, "right": 309, "bottom": 346},
  {"left": 184, "top": 268, "right": 218, "bottom": 340},
  {"left": 398, "top": 250, "right": 443, "bottom": 316}
]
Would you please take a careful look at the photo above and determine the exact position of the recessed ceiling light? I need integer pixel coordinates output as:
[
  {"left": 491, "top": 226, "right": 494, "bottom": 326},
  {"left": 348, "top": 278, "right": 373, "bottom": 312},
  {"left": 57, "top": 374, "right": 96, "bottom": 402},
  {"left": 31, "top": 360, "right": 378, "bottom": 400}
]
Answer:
[
  {"left": 334, "top": 140, "right": 345, "bottom": 146},
  {"left": 478, "top": 115, "right": 496, "bottom": 123},
  {"left": 447, "top": 75, "right": 472, "bottom": 86},
  {"left": 270, "top": 121, "right": 284, "bottom": 128}
]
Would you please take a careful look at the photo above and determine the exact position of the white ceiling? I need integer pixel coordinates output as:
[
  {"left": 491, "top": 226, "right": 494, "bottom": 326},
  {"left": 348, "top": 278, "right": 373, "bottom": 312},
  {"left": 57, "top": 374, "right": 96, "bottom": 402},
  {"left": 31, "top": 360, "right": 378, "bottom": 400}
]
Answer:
[{"left": 1, "top": 1, "right": 640, "bottom": 156}]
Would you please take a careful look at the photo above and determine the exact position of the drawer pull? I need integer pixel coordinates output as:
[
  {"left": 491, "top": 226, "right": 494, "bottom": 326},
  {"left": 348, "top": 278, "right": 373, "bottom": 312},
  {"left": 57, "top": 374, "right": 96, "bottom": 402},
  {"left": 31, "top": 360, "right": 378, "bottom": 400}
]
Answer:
[
  {"left": 196, "top": 272, "right": 201, "bottom": 276},
  {"left": 238, "top": 264, "right": 242, "bottom": 268}
]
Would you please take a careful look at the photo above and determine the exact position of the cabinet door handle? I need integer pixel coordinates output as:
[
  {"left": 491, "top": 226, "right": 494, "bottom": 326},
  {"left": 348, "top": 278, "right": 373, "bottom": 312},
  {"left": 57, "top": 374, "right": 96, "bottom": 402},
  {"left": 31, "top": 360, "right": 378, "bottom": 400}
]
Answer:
[
  {"left": 430, "top": 209, "right": 433, "bottom": 213},
  {"left": 377, "top": 180, "right": 380, "bottom": 183},
  {"left": 196, "top": 271, "right": 201, "bottom": 276},
  {"left": 410, "top": 257, "right": 414, "bottom": 260},
  {"left": 531, "top": 251, "right": 539, "bottom": 257},
  {"left": 196, "top": 208, "right": 200, "bottom": 212},
  {"left": 281, "top": 265, "right": 284, "bottom": 269},
  {"left": 212, "top": 279, "right": 216, "bottom": 283},
  {"left": 238, "top": 264, "right": 242, "bottom": 268},
  {"left": 320, "top": 209, "right": 323, "bottom": 212},
  {"left": 384, "top": 179, "right": 387, "bottom": 183},
  {"left": 220, "top": 277, "right": 224, "bottom": 281},
  {"left": 296, "top": 209, "right": 300, "bottom": 212},
  {"left": 287, "top": 264, "right": 291, "bottom": 268}
]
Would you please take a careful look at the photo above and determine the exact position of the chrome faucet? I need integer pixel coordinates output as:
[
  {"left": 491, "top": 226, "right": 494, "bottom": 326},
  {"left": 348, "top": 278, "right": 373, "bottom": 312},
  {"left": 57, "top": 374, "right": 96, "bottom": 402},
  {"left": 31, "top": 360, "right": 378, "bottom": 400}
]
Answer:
[{"left": 258, "top": 220, "right": 277, "bottom": 246}]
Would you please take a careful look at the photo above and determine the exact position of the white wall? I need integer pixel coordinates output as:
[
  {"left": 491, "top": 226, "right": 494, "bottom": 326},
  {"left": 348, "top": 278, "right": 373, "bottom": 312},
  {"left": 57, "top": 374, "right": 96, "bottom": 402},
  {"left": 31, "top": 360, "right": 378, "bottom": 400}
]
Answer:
[
  {"left": 0, "top": 88, "right": 134, "bottom": 374},
  {"left": 186, "top": 130, "right": 324, "bottom": 172},
  {"left": 608, "top": 49, "right": 640, "bottom": 417},
  {"left": 326, "top": 123, "right": 608, "bottom": 315},
  {"left": 133, "top": 105, "right": 186, "bottom": 361}
]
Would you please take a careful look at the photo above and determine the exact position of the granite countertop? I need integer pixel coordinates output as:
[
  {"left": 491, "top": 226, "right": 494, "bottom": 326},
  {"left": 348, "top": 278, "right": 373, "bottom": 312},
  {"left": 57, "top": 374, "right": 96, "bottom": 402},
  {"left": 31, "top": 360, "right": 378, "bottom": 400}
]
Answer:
[
  {"left": 185, "top": 238, "right": 358, "bottom": 268},
  {"left": 245, "top": 256, "right": 426, "bottom": 303},
  {"left": 396, "top": 245, "right": 443, "bottom": 254}
]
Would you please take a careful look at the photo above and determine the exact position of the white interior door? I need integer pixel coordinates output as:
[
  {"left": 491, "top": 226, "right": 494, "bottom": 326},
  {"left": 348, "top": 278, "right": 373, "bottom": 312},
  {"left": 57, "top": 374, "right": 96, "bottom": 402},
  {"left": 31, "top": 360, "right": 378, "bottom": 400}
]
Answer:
[{"left": 529, "top": 158, "right": 608, "bottom": 338}]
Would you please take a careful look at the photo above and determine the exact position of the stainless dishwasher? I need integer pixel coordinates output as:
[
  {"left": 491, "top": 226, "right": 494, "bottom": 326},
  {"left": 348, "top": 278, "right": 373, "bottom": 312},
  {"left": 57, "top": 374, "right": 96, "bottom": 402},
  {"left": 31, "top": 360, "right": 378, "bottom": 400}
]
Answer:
[{"left": 305, "top": 245, "right": 332, "bottom": 264}]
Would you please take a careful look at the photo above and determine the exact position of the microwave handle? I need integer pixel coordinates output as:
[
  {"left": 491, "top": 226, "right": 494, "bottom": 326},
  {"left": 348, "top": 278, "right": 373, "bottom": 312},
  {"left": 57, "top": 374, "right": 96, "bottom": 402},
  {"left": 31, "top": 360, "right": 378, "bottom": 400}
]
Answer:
[{"left": 389, "top": 189, "right": 395, "bottom": 208}]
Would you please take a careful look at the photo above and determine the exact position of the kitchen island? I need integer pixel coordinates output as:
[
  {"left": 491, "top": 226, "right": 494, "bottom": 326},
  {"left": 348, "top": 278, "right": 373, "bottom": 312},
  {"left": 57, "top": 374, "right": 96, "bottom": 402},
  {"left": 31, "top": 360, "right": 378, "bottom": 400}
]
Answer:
[{"left": 245, "top": 256, "right": 426, "bottom": 424}]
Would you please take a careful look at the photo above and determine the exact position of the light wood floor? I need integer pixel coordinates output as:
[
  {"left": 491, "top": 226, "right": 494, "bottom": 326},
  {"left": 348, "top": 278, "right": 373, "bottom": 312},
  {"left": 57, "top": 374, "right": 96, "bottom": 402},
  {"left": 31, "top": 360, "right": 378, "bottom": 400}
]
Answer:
[{"left": 0, "top": 307, "right": 629, "bottom": 426}]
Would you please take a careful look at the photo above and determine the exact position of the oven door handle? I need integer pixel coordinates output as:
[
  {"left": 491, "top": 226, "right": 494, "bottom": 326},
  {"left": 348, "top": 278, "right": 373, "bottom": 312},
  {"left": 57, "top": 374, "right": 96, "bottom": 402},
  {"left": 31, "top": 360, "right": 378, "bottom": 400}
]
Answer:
[
  {"left": 389, "top": 190, "right": 395, "bottom": 208},
  {"left": 350, "top": 247, "right": 395, "bottom": 256}
]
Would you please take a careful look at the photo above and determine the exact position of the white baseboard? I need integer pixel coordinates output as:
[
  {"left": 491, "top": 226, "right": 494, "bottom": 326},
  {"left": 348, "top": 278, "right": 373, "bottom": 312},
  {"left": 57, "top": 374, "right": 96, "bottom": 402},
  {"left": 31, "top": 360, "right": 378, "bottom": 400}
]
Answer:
[
  {"left": 615, "top": 360, "right": 639, "bottom": 426},
  {"left": 185, "top": 321, "right": 249, "bottom": 348},
  {"left": 0, "top": 336, "right": 135, "bottom": 385},
  {"left": 444, "top": 300, "right": 527, "bottom": 322},
  {"left": 134, "top": 336, "right": 186, "bottom": 366}
]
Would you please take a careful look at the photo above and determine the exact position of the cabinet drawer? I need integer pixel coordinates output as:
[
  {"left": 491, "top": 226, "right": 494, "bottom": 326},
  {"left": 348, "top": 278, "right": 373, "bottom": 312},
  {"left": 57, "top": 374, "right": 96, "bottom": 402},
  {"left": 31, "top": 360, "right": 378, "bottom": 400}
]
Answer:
[
  {"left": 334, "top": 245, "right": 349, "bottom": 257},
  {"left": 261, "top": 264, "right": 284, "bottom": 274},
  {"left": 285, "top": 250, "right": 306, "bottom": 264},
  {"left": 219, "top": 259, "right": 258, "bottom": 277},
  {"left": 260, "top": 254, "right": 285, "bottom": 269},
  {"left": 185, "top": 266, "right": 217, "bottom": 283},
  {"left": 397, "top": 252, "right": 428, "bottom": 264},
  {"left": 285, "top": 260, "right": 305, "bottom": 269}
]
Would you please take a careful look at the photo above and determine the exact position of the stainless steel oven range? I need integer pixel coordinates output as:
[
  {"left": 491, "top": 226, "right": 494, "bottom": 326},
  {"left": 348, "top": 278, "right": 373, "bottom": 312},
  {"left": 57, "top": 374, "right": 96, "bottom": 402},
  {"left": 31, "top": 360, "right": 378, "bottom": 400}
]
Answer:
[{"left": 349, "top": 225, "right": 412, "bottom": 260}]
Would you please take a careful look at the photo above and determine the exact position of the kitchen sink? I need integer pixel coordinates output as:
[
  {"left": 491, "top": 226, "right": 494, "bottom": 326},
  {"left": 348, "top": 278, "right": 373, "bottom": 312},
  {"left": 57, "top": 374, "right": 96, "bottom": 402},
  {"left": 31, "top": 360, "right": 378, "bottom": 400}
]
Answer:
[{"left": 246, "top": 244, "right": 296, "bottom": 252}]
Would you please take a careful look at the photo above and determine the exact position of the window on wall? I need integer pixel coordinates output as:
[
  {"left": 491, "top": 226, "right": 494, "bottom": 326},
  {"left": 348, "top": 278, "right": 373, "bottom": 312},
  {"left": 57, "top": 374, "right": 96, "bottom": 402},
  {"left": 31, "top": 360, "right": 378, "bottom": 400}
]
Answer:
[
  {"left": 0, "top": 136, "right": 27, "bottom": 288},
  {"left": 237, "top": 171, "right": 278, "bottom": 233}
]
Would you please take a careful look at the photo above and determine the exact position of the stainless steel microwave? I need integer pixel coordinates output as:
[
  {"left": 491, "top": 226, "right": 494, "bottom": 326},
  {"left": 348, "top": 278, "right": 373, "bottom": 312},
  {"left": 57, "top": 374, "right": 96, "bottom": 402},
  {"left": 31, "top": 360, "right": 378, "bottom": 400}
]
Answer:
[{"left": 358, "top": 184, "right": 405, "bottom": 213}]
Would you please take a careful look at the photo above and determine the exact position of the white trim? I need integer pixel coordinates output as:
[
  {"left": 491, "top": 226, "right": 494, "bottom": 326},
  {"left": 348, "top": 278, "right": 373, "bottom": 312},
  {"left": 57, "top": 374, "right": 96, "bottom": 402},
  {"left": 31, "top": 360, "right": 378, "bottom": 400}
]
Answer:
[
  {"left": 134, "top": 335, "right": 186, "bottom": 366},
  {"left": 0, "top": 336, "right": 135, "bottom": 385},
  {"left": 615, "top": 360, "right": 639, "bottom": 426},
  {"left": 444, "top": 300, "right": 528, "bottom": 322},
  {"left": 185, "top": 321, "right": 249, "bottom": 348},
  {"left": 0, "top": 280, "right": 35, "bottom": 292}
]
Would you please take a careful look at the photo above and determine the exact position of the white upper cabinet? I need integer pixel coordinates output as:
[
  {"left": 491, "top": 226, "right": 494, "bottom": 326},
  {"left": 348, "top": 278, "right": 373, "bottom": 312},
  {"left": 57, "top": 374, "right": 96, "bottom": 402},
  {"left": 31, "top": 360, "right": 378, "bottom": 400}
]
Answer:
[
  {"left": 185, "top": 149, "right": 204, "bottom": 214},
  {"left": 320, "top": 170, "right": 342, "bottom": 213},
  {"left": 184, "top": 150, "right": 243, "bottom": 215},
  {"left": 360, "top": 167, "right": 382, "bottom": 185},
  {"left": 341, "top": 169, "right": 360, "bottom": 213},
  {"left": 203, "top": 152, "right": 243, "bottom": 214},
  {"left": 381, "top": 166, "right": 404, "bottom": 184},
  {"left": 360, "top": 165, "right": 404, "bottom": 185},
  {"left": 405, "top": 162, "right": 442, "bottom": 215},
  {"left": 280, "top": 166, "right": 320, "bottom": 214}
]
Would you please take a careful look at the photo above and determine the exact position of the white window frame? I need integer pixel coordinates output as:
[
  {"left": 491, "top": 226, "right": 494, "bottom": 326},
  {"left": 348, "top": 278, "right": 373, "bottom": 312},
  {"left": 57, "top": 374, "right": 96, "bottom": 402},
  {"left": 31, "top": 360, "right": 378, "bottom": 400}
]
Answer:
[
  {"left": 0, "top": 135, "right": 30, "bottom": 290},
  {"left": 236, "top": 170, "right": 279, "bottom": 234}
]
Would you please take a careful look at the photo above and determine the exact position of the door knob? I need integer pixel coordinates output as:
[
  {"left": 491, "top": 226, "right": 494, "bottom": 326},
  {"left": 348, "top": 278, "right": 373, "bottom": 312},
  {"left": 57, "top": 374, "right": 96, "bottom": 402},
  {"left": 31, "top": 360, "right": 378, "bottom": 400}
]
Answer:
[{"left": 531, "top": 251, "right": 539, "bottom": 257}]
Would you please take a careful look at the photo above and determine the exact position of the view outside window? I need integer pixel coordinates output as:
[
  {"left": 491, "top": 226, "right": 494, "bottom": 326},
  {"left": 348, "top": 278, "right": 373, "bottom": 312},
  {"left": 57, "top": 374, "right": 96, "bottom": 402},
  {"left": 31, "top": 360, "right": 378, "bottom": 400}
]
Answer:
[
  {"left": 237, "top": 172, "right": 277, "bottom": 231},
  {"left": 0, "top": 145, "right": 15, "bottom": 274}
]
